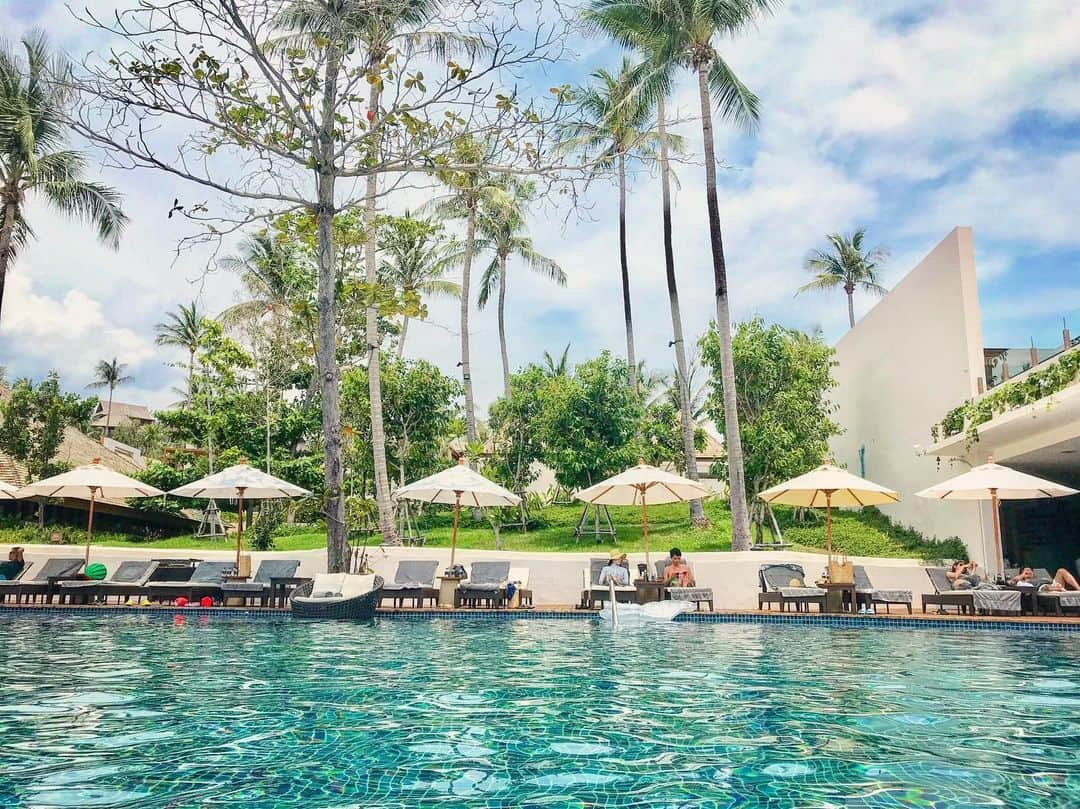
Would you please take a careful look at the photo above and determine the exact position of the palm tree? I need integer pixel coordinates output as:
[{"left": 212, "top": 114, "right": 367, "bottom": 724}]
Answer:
[
  {"left": 562, "top": 58, "right": 666, "bottom": 391},
  {"left": 426, "top": 137, "right": 510, "bottom": 447},
  {"left": 586, "top": 0, "right": 774, "bottom": 551},
  {"left": 377, "top": 212, "right": 460, "bottom": 359},
  {"left": 473, "top": 180, "right": 566, "bottom": 398},
  {"left": 0, "top": 33, "right": 127, "bottom": 322},
  {"left": 798, "top": 230, "right": 889, "bottom": 328},
  {"left": 155, "top": 301, "right": 207, "bottom": 403},
  {"left": 88, "top": 358, "right": 132, "bottom": 441},
  {"left": 542, "top": 343, "right": 571, "bottom": 379}
]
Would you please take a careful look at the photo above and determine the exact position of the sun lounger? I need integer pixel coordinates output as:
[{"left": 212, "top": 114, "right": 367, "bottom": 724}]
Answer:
[
  {"left": 0, "top": 558, "right": 84, "bottom": 604},
  {"left": 380, "top": 560, "right": 439, "bottom": 608},
  {"left": 652, "top": 559, "right": 714, "bottom": 611},
  {"left": 852, "top": 565, "right": 912, "bottom": 614},
  {"left": 455, "top": 561, "right": 511, "bottom": 608},
  {"left": 921, "top": 567, "right": 975, "bottom": 614},
  {"left": 757, "top": 563, "right": 826, "bottom": 612},
  {"left": 58, "top": 560, "right": 160, "bottom": 605},
  {"left": 1037, "top": 588, "right": 1080, "bottom": 615},
  {"left": 144, "top": 560, "right": 234, "bottom": 603},
  {"left": 219, "top": 559, "right": 301, "bottom": 607},
  {"left": 581, "top": 558, "right": 636, "bottom": 609},
  {"left": 291, "top": 573, "right": 383, "bottom": 619}
]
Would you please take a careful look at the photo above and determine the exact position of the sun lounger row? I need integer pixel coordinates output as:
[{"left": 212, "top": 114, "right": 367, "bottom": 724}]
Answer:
[
  {"left": 581, "top": 557, "right": 715, "bottom": 611},
  {"left": 757, "top": 562, "right": 913, "bottom": 613},
  {"left": 377, "top": 560, "right": 533, "bottom": 609}
]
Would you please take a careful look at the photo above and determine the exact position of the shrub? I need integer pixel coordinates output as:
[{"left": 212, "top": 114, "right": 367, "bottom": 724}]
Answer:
[{"left": 249, "top": 501, "right": 286, "bottom": 551}]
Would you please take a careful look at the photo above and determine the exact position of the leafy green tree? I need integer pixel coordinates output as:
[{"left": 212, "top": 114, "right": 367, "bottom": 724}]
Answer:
[
  {"left": 473, "top": 179, "right": 566, "bottom": 397},
  {"left": 0, "top": 33, "right": 127, "bottom": 322},
  {"left": 638, "top": 398, "right": 705, "bottom": 471},
  {"left": 0, "top": 372, "right": 95, "bottom": 478},
  {"left": 586, "top": 0, "right": 775, "bottom": 550},
  {"left": 378, "top": 212, "right": 460, "bottom": 360},
  {"left": 562, "top": 59, "right": 666, "bottom": 391},
  {"left": 155, "top": 302, "right": 209, "bottom": 403},
  {"left": 536, "top": 351, "right": 643, "bottom": 490},
  {"left": 487, "top": 365, "right": 550, "bottom": 490},
  {"left": 798, "top": 229, "right": 889, "bottom": 328},
  {"left": 87, "top": 358, "right": 132, "bottom": 440},
  {"left": 701, "top": 317, "right": 840, "bottom": 541}
]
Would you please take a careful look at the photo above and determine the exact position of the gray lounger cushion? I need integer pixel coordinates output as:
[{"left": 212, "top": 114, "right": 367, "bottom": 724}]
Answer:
[
  {"left": 463, "top": 561, "right": 510, "bottom": 591},
  {"left": 926, "top": 567, "right": 959, "bottom": 594},
  {"left": 382, "top": 560, "right": 439, "bottom": 591},
  {"left": 146, "top": 560, "right": 233, "bottom": 588},
  {"left": 0, "top": 557, "right": 83, "bottom": 586},
  {"left": 853, "top": 565, "right": 911, "bottom": 603},
  {"left": 61, "top": 560, "right": 157, "bottom": 589},
  {"left": 760, "top": 563, "right": 825, "bottom": 596},
  {"left": 221, "top": 559, "right": 301, "bottom": 593}
]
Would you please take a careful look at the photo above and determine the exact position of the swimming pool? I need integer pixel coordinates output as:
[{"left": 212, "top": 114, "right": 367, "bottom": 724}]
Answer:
[{"left": 1, "top": 616, "right": 1077, "bottom": 808}]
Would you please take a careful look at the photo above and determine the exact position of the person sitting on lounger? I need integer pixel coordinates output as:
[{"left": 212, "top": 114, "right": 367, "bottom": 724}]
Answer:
[
  {"left": 946, "top": 560, "right": 982, "bottom": 589},
  {"left": 0, "top": 547, "right": 25, "bottom": 580},
  {"left": 598, "top": 550, "right": 630, "bottom": 586},
  {"left": 662, "top": 548, "right": 696, "bottom": 587},
  {"left": 1011, "top": 566, "right": 1080, "bottom": 591}
]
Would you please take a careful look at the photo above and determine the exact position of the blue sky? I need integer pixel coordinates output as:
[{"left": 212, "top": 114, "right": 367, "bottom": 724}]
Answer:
[{"left": 0, "top": 0, "right": 1077, "bottom": 411}]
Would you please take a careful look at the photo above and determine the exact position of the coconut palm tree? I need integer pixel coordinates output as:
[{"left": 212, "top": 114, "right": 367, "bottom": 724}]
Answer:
[
  {"left": 542, "top": 343, "right": 571, "bottom": 379},
  {"left": 473, "top": 180, "right": 566, "bottom": 398},
  {"left": 377, "top": 212, "right": 460, "bottom": 359},
  {"left": 562, "top": 58, "right": 667, "bottom": 391},
  {"left": 154, "top": 301, "right": 207, "bottom": 403},
  {"left": 88, "top": 358, "right": 132, "bottom": 441},
  {"left": 798, "top": 230, "right": 889, "bottom": 328},
  {"left": 585, "top": 0, "right": 775, "bottom": 551},
  {"left": 426, "top": 137, "right": 510, "bottom": 447},
  {"left": 0, "top": 33, "right": 127, "bottom": 323}
]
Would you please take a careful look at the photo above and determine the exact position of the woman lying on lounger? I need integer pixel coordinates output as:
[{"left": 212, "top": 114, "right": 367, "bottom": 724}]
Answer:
[
  {"left": 946, "top": 560, "right": 982, "bottom": 589},
  {"left": 1009, "top": 567, "right": 1080, "bottom": 591}
]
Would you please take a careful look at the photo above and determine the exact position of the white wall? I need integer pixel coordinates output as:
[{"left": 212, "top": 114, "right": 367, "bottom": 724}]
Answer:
[{"left": 830, "top": 228, "right": 992, "bottom": 563}]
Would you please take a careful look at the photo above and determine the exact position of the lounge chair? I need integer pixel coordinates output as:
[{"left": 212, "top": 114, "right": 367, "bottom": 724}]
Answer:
[
  {"left": 1022, "top": 568, "right": 1080, "bottom": 615},
  {"left": 653, "top": 559, "right": 714, "bottom": 612},
  {"left": 757, "top": 563, "right": 826, "bottom": 612},
  {"left": 220, "top": 559, "right": 301, "bottom": 607},
  {"left": 455, "top": 561, "right": 511, "bottom": 608},
  {"left": 852, "top": 566, "right": 913, "bottom": 614},
  {"left": 581, "top": 558, "right": 636, "bottom": 609},
  {"left": 291, "top": 573, "right": 383, "bottom": 619},
  {"left": 0, "top": 558, "right": 84, "bottom": 604},
  {"left": 380, "top": 560, "right": 439, "bottom": 608},
  {"left": 508, "top": 566, "right": 533, "bottom": 609},
  {"left": 144, "top": 560, "right": 234, "bottom": 603},
  {"left": 58, "top": 560, "right": 159, "bottom": 605},
  {"left": 921, "top": 568, "right": 975, "bottom": 614}
]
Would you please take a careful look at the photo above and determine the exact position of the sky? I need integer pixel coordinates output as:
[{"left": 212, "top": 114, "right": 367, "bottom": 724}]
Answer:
[{"left": 0, "top": 0, "right": 1077, "bottom": 414}]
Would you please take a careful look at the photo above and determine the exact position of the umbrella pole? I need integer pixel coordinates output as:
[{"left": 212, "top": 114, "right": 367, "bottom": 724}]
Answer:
[
  {"left": 825, "top": 491, "right": 833, "bottom": 560},
  {"left": 641, "top": 492, "right": 650, "bottom": 571},
  {"left": 990, "top": 487, "right": 1003, "bottom": 579},
  {"left": 236, "top": 488, "right": 245, "bottom": 572},
  {"left": 450, "top": 492, "right": 461, "bottom": 568},
  {"left": 85, "top": 487, "right": 97, "bottom": 565}
]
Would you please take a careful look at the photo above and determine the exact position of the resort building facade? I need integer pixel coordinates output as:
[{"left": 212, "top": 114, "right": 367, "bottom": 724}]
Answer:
[{"left": 830, "top": 227, "right": 1079, "bottom": 572}]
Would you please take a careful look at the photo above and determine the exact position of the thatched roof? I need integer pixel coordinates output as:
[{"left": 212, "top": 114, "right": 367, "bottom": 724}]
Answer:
[
  {"left": 91, "top": 399, "right": 156, "bottom": 427},
  {"left": 0, "top": 426, "right": 145, "bottom": 487}
]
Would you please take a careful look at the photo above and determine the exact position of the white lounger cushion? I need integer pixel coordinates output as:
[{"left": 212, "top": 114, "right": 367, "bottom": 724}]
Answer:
[
  {"left": 296, "top": 573, "right": 379, "bottom": 604},
  {"left": 310, "top": 573, "right": 346, "bottom": 597}
]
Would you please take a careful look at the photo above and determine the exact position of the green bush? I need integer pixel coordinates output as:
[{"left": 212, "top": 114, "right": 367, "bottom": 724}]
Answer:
[
  {"left": 249, "top": 502, "right": 286, "bottom": 551},
  {"left": 779, "top": 506, "right": 967, "bottom": 562}
]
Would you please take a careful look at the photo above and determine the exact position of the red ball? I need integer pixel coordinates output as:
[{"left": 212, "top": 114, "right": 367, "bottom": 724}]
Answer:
[
  {"left": 175, "top": 596, "right": 189, "bottom": 607},
  {"left": 200, "top": 596, "right": 213, "bottom": 608}
]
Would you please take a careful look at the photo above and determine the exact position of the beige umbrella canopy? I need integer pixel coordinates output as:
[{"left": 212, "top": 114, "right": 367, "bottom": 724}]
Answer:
[
  {"left": 395, "top": 459, "right": 521, "bottom": 567},
  {"left": 916, "top": 459, "right": 1078, "bottom": 576},
  {"left": 16, "top": 459, "right": 165, "bottom": 563},
  {"left": 758, "top": 462, "right": 900, "bottom": 556},
  {"left": 575, "top": 460, "right": 713, "bottom": 568},
  {"left": 0, "top": 480, "right": 19, "bottom": 500},
  {"left": 169, "top": 462, "right": 312, "bottom": 570}
]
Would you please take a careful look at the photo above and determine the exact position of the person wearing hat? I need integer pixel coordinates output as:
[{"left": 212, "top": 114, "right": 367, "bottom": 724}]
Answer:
[{"left": 598, "top": 549, "right": 630, "bottom": 586}]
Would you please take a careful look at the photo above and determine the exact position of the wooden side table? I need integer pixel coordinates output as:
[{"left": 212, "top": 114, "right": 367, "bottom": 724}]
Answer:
[
  {"left": 634, "top": 580, "right": 666, "bottom": 604},
  {"left": 817, "top": 581, "right": 856, "bottom": 613},
  {"left": 437, "top": 575, "right": 464, "bottom": 609},
  {"left": 270, "top": 576, "right": 310, "bottom": 609}
]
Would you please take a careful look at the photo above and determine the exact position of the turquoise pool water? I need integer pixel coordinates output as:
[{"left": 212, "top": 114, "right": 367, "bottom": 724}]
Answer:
[{"left": 0, "top": 616, "right": 1078, "bottom": 808}]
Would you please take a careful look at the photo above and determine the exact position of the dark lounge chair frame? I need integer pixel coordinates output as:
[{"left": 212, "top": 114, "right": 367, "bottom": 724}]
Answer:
[
  {"left": 920, "top": 567, "right": 975, "bottom": 615},
  {"left": 290, "top": 576, "right": 383, "bottom": 619},
  {"left": 757, "top": 563, "right": 826, "bottom": 613},
  {"left": 379, "top": 560, "right": 440, "bottom": 608}
]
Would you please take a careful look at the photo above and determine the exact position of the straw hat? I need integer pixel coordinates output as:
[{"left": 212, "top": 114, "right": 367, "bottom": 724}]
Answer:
[{"left": 608, "top": 549, "right": 626, "bottom": 562}]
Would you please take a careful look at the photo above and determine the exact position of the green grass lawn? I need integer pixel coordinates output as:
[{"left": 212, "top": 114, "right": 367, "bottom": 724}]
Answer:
[{"left": 0, "top": 502, "right": 966, "bottom": 561}]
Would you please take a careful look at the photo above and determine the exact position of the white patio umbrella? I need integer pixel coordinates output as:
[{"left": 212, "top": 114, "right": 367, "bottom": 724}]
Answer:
[
  {"left": 394, "top": 459, "right": 521, "bottom": 567},
  {"left": 574, "top": 460, "right": 712, "bottom": 568},
  {"left": 0, "top": 480, "right": 19, "bottom": 499},
  {"left": 758, "top": 461, "right": 900, "bottom": 557},
  {"left": 915, "top": 458, "right": 1078, "bottom": 577},
  {"left": 169, "top": 462, "right": 311, "bottom": 570},
  {"left": 15, "top": 459, "right": 165, "bottom": 563}
]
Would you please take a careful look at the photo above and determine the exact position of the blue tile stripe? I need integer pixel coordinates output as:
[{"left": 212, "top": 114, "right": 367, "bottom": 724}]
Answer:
[{"left": 1, "top": 605, "right": 1076, "bottom": 633}]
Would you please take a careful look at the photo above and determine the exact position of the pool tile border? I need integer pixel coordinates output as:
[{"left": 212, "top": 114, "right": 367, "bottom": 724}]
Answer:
[{"left": 2, "top": 605, "right": 1077, "bottom": 633}]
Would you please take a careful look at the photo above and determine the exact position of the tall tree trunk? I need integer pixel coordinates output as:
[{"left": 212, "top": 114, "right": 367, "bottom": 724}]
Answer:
[
  {"left": 316, "top": 41, "right": 348, "bottom": 572},
  {"left": 103, "top": 383, "right": 115, "bottom": 444},
  {"left": 0, "top": 195, "right": 17, "bottom": 324},
  {"left": 846, "top": 285, "right": 855, "bottom": 328},
  {"left": 618, "top": 153, "right": 637, "bottom": 391},
  {"left": 363, "top": 78, "right": 398, "bottom": 546},
  {"left": 187, "top": 348, "right": 195, "bottom": 403},
  {"left": 497, "top": 253, "right": 510, "bottom": 399},
  {"left": 697, "top": 65, "right": 751, "bottom": 551},
  {"left": 658, "top": 96, "right": 709, "bottom": 528},
  {"left": 396, "top": 315, "right": 410, "bottom": 360},
  {"left": 460, "top": 200, "right": 479, "bottom": 445}
]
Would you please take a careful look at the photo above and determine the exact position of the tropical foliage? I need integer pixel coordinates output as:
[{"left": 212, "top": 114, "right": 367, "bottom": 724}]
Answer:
[
  {"left": 0, "top": 372, "right": 95, "bottom": 478},
  {"left": 798, "top": 229, "right": 889, "bottom": 328}
]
